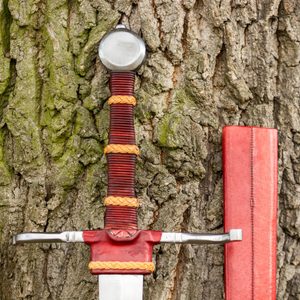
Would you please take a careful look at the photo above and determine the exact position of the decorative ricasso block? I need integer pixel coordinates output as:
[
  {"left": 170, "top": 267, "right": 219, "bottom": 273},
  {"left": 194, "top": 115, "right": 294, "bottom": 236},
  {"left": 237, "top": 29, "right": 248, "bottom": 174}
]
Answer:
[{"left": 84, "top": 229, "right": 162, "bottom": 275}]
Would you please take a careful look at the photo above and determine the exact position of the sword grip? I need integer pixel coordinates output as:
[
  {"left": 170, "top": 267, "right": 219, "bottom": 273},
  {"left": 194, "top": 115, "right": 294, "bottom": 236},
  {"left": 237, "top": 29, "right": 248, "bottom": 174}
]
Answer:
[{"left": 105, "top": 72, "right": 138, "bottom": 229}]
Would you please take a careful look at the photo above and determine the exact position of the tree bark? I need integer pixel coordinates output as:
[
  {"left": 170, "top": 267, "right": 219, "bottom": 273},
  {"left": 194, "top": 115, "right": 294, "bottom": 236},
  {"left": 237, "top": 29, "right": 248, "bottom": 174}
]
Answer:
[{"left": 0, "top": 0, "right": 299, "bottom": 299}]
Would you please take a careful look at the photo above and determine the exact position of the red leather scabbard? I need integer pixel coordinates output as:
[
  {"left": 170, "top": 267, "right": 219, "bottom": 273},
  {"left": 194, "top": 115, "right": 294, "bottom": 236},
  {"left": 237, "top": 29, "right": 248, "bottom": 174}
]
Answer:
[{"left": 223, "top": 126, "right": 277, "bottom": 300}]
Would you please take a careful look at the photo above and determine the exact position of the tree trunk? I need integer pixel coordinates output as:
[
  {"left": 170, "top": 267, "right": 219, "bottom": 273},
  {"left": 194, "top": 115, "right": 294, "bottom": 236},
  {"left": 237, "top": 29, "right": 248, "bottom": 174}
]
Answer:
[{"left": 0, "top": 0, "right": 299, "bottom": 299}]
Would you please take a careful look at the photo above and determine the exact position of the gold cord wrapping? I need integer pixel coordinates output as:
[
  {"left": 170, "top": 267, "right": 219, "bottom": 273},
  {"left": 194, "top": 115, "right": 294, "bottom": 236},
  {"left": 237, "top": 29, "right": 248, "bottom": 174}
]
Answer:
[
  {"left": 88, "top": 261, "right": 155, "bottom": 272},
  {"left": 108, "top": 96, "right": 137, "bottom": 106},
  {"left": 104, "top": 196, "right": 140, "bottom": 207},
  {"left": 104, "top": 144, "right": 140, "bottom": 155}
]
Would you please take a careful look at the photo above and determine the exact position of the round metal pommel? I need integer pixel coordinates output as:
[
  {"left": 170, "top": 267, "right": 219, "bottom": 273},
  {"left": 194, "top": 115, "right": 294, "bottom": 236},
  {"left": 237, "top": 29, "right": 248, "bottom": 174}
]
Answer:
[{"left": 99, "top": 25, "right": 146, "bottom": 71}]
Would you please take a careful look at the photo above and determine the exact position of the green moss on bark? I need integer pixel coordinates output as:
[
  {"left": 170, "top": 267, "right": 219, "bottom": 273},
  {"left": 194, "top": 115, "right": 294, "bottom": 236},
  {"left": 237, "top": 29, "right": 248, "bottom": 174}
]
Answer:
[
  {"left": 0, "top": 0, "right": 11, "bottom": 95},
  {"left": 156, "top": 113, "right": 183, "bottom": 148},
  {"left": 0, "top": 130, "right": 10, "bottom": 185}
]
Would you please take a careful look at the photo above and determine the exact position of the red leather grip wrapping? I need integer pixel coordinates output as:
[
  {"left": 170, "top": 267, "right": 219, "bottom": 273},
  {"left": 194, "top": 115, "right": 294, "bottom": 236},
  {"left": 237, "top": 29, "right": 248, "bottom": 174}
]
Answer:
[
  {"left": 110, "top": 72, "right": 135, "bottom": 95},
  {"left": 107, "top": 153, "right": 136, "bottom": 197},
  {"left": 105, "top": 72, "right": 138, "bottom": 230},
  {"left": 109, "top": 104, "right": 135, "bottom": 144},
  {"left": 105, "top": 207, "right": 137, "bottom": 230},
  {"left": 223, "top": 126, "right": 277, "bottom": 300}
]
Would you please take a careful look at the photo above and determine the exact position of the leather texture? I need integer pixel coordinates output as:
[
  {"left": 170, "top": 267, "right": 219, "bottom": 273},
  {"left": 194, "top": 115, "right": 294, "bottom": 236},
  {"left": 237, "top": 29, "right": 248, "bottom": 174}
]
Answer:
[
  {"left": 105, "top": 71, "right": 138, "bottom": 229},
  {"left": 83, "top": 229, "right": 162, "bottom": 275},
  {"left": 223, "top": 126, "right": 277, "bottom": 300}
]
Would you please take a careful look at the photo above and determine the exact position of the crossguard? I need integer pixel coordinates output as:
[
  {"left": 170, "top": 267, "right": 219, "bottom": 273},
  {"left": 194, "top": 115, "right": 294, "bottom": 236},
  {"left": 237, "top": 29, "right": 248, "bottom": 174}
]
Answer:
[
  {"left": 13, "top": 230, "right": 242, "bottom": 245},
  {"left": 13, "top": 229, "right": 241, "bottom": 275}
]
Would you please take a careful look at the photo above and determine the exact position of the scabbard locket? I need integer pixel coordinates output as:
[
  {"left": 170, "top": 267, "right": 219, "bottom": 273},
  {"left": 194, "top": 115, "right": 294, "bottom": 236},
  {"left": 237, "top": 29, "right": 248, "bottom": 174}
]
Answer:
[{"left": 13, "top": 25, "right": 243, "bottom": 298}]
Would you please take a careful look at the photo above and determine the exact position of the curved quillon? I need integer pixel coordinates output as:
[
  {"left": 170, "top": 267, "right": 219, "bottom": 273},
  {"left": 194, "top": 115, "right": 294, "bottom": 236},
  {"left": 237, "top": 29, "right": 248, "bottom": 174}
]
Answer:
[{"left": 14, "top": 230, "right": 242, "bottom": 245}]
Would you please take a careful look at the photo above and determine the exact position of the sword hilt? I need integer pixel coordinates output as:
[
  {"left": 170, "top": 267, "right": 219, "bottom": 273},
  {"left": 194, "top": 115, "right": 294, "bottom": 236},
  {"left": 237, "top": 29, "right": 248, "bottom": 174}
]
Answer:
[{"left": 13, "top": 25, "right": 242, "bottom": 279}]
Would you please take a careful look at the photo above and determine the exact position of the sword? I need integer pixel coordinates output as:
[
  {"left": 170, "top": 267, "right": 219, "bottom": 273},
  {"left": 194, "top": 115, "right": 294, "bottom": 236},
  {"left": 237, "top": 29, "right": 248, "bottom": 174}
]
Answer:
[{"left": 14, "top": 25, "right": 242, "bottom": 300}]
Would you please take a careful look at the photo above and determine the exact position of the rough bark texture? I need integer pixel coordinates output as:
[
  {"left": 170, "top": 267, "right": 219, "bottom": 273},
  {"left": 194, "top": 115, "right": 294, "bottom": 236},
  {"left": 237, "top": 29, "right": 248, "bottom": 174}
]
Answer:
[{"left": 0, "top": 0, "right": 299, "bottom": 299}]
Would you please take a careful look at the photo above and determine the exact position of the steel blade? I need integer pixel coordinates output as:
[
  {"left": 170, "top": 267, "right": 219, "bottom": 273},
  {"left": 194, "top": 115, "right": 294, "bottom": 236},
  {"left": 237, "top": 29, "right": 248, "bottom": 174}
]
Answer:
[{"left": 98, "top": 275, "right": 143, "bottom": 300}]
